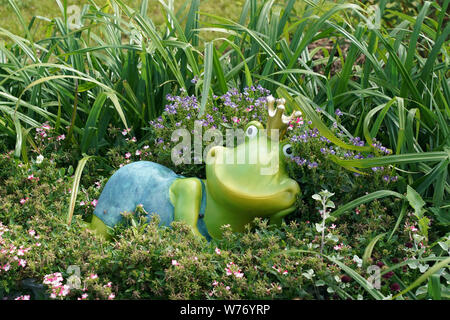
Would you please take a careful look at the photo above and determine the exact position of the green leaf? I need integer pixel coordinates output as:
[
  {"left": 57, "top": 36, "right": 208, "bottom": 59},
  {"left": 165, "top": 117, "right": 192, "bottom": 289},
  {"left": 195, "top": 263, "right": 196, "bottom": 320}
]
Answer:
[
  {"left": 392, "top": 257, "right": 450, "bottom": 300},
  {"left": 406, "top": 185, "right": 426, "bottom": 218},
  {"left": 429, "top": 207, "right": 450, "bottom": 226},
  {"left": 363, "top": 233, "right": 386, "bottom": 267},
  {"left": 333, "top": 190, "right": 405, "bottom": 218},
  {"left": 427, "top": 274, "right": 442, "bottom": 300},
  {"left": 67, "top": 156, "right": 94, "bottom": 226},
  {"left": 199, "top": 42, "right": 213, "bottom": 117}
]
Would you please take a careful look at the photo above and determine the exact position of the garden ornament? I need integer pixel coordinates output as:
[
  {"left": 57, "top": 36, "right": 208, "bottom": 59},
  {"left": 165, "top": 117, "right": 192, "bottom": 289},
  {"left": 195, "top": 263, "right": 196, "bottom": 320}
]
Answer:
[{"left": 89, "top": 96, "right": 301, "bottom": 240}]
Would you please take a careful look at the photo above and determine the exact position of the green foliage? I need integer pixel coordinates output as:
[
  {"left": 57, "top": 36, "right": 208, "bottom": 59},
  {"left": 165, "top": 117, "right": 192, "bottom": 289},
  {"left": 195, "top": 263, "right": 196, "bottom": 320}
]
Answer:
[{"left": 0, "top": 0, "right": 449, "bottom": 300}]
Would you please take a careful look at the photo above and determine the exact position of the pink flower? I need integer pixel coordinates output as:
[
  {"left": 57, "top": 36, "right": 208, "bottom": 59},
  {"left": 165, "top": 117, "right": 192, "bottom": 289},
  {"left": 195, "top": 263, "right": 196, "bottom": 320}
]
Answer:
[
  {"left": 80, "top": 201, "right": 85, "bottom": 206},
  {"left": 125, "top": 152, "right": 131, "bottom": 159},
  {"left": 410, "top": 226, "right": 418, "bottom": 232},
  {"left": 121, "top": 129, "right": 129, "bottom": 136},
  {"left": 90, "top": 274, "right": 98, "bottom": 279},
  {"left": 20, "top": 198, "right": 29, "bottom": 205},
  {"left": 330, "top": 224, "right": 336, "bottom": 230},
  {"left": 91, "top": 199, "right": 98, "bottom": 207},
  {"left": 171, "top": 260, "right": 180, "bottom": 266},
  {"left": 18, "top": 259, "right": 27, "bottom": 267},
  {"left": 131, "top": 137, "right": 137, "bottom": 143},
  {"left": 57, "top": 134, "right": 65, "bottom": 141},
  {"left": 108, "top": 293, "right": 115, "bottom": 300},
  {"left": 28, "top": 229, "right": 36, "bottom": 236},
  {"left": 215, "top": 248, "right": 221, "bottom": 255},
  {"left": 43, "top": 272, "right": 63, "bottom": 287},
  {"left": 15, "top": 295, "right": 30, "bottom": 300},
  {"left": 135, "top": 150, "right": 141, "bottom": 156},
  {"left": 78, "top": 293, "right": 88, "bottom": 300}
]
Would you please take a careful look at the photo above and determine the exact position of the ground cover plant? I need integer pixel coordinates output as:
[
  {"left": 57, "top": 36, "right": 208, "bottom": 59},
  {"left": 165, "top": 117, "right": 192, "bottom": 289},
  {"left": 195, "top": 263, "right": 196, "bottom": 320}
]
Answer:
[{"left": 0, "top": 0, "right": 449, "bottom": 300}]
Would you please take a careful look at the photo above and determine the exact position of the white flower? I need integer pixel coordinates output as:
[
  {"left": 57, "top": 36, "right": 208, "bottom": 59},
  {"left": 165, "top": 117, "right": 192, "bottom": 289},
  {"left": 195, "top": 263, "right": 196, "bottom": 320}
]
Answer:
[
  {"left": 36, "top": 155, "right": 44, "bottom": 164},
  {"left": 353, "top": 255, "right": 363, "bottom": 268}
]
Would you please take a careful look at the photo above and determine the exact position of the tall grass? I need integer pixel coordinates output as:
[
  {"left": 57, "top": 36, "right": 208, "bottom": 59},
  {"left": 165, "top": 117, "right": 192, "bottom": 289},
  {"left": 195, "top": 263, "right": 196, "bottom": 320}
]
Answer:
[
  {"left": 0, "top": 0, "right": 448, "bottom": 200},
  {"left": 196, "top": 0, "right": 449, "bottom": 208},
  {"left": 0, "top": 0, "right": 448, "bottom": 300}
]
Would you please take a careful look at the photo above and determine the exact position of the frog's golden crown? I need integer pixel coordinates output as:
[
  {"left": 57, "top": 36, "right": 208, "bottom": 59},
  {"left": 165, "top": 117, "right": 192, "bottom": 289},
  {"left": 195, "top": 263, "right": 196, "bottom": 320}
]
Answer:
[{"left": 266, "top": 95, "right": 302, "bottom": 139}]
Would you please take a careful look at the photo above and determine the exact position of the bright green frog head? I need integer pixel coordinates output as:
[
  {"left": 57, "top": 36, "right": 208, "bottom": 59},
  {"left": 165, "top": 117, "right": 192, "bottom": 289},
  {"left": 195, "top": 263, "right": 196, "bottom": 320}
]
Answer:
[{"left": 203, "top": 96, "right": 301, "bottom": 238}]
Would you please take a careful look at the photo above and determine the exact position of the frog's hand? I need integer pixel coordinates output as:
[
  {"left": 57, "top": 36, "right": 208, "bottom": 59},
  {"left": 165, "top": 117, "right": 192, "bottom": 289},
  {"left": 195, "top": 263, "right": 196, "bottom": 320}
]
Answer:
[
  {"left": 269, "top": 206, "right": 297, "bottom": 226},
  {"left": 88, "top": 215, "right": 113, "bottom": 240},
  {"left": 169, "top": 178, "right": 205, "bottom": 240}
]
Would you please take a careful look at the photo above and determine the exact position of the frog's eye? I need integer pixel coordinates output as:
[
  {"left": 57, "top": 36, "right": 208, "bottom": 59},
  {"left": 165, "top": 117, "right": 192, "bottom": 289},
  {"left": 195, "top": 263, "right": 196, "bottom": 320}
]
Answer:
[
  {"left": 282, "top": 144, "right": 293, "bottom": 158},
  {"left": 245, "top": 125, "right": 258, "bottom": 139}
]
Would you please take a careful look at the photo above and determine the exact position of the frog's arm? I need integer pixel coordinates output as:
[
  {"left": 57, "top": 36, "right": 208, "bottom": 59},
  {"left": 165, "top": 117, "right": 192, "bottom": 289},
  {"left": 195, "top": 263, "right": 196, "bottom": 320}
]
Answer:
[{"left": 169, "top": 178, "right": 205, "bottom": 239}]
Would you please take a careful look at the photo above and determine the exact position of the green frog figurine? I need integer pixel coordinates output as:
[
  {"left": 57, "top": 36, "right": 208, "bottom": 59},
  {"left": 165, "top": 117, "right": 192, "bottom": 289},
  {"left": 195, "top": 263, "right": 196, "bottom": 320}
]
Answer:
[{"left": 89, "top": 96, "right": 301, "bottom": 240}]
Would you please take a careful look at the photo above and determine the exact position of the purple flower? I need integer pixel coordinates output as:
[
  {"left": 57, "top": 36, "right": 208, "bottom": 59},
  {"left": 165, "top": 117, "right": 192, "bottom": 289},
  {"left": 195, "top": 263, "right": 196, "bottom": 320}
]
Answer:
[
  {"left": 390, "top": 283, "right": 401, "bottom": 292},
  {"left": 191, "top": 76, "right": 199, "bottom": 84},
  {"left": 307, "top": 161, "right": 318, "bottom": 169},
  {"left": 335, "top": 109, "right": 343, "bottom": 117}
]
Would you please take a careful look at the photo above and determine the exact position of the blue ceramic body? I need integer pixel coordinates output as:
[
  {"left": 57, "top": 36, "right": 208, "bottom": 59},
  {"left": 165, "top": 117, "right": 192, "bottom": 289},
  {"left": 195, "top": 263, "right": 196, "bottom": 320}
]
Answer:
[{"left": 93, "top": 161, "right": 209, "bottom": 239}]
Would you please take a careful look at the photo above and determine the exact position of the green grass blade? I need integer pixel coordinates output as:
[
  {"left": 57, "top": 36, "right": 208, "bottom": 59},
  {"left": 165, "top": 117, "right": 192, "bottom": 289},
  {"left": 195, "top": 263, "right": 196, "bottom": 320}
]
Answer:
[
  {"left": 67, "top": 155, "right": 94, "bottom": 225},
  {"left": 392, "top": 257, "right": 450, "bottom": 300},
  {"left": 81, "top": 93, "right": 107, "bottom": 154},
  {"left": 277, "top": 88, "right": 372, "bottom": 152},
  {"left": 333, "top": 190, "right": 405, "bottom": 218},
  {"left": 199, "top": 42, "right": 213, "bottom": 117},
  {"left": 363, "top": 233, "right": 386, "bottom": 267}
]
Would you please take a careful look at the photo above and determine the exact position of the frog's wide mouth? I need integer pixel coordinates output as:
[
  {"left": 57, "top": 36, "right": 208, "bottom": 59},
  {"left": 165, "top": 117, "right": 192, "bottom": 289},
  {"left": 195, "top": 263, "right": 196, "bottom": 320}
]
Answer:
[{"left": 207, "top": 158, "right": 299, "bottom": 212}]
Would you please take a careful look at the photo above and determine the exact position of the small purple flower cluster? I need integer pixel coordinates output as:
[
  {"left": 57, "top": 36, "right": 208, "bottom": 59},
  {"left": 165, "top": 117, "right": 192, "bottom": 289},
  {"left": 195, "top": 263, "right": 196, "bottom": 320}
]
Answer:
[
  {"left": 219, "top": 85, "right": 270, "bottom": 111},
  {"left": 290, "top": 128, "right": 320, "bottom": 144},
  {"left": 349, "top": 136, "right": 365, "bottom": 147},
  {"left": 383, "top": 174, "right": 399, "bottom": 183},
  {"left": 371, "top": 139, "right": 392, "bottom": 155},
  {"left": 291, "top": 156, "right": 318, "bottom": 169}
]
